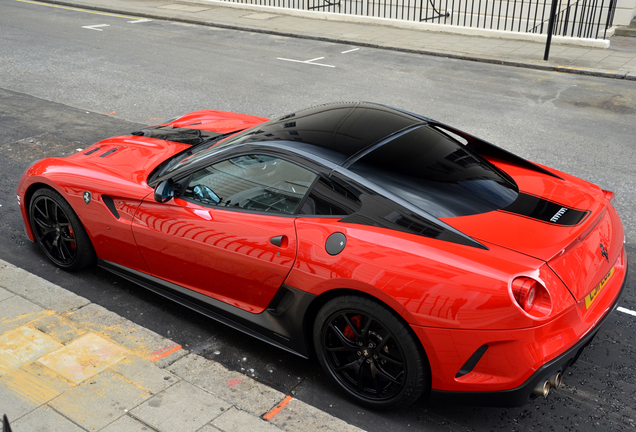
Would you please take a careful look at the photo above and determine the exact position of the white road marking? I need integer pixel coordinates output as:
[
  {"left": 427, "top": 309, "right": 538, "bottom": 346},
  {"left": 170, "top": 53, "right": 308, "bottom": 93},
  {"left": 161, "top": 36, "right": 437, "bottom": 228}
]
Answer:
[
  {"left": 341, "top": 48, "right": 360, "bottom": 54},
  {"left": 17, "top": 0, "right": 142, "bottom": 20},
  {"left": 617, "top": 307, "right": 636, "bottom": 317},
  {"left": 277, "top": 57, "right": 335, "bottom": 68},
  {"left": 128, "top": 19, "right": 152, "bottom": 23},
  {"left": 82, "top": 24, "right": 110, "bottom": 31}
]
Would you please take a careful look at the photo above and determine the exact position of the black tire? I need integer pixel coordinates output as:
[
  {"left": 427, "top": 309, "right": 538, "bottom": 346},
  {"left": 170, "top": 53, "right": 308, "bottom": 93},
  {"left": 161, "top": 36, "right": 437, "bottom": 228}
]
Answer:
[
  {"left": 29, "top": 188, "right": 96, "bottom": 271},
  {"left": 313, "top": 295, "right": 430, "bottom": 410}
]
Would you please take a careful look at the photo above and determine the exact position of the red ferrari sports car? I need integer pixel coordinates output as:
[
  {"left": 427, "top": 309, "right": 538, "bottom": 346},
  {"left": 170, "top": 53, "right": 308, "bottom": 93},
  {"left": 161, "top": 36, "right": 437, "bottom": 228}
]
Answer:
[{"left": 17, "top": 102, "right": 627, "bottom": 409}]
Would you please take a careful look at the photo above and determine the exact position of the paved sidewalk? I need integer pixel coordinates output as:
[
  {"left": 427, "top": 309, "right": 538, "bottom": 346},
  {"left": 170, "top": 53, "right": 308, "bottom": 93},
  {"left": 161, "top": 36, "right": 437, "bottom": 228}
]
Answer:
[
  {"left": 0, "top": 259, "right": 363, "bottom": 432},
  {"left": 38, "top": 0, "right": 636, "bottom": 79}
]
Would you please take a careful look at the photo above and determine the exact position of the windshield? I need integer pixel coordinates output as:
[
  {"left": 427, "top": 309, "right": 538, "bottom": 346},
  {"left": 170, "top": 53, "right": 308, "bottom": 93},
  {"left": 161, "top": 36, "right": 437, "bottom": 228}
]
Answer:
[
  {"left": 348, "top": 125, "right": 518, "bottom": 218},
  {"left": 149, "top": 132, "right": 235, "bottom": 182}
]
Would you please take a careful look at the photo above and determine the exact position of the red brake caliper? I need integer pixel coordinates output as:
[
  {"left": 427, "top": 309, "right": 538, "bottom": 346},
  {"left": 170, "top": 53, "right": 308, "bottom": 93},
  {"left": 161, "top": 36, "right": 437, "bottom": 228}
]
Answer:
[
  {"left": 343, "top": 314, "right": 361, "bottom": 340},
  {"left": 68, "top": 225, "right": 76, "bottom": 250}
]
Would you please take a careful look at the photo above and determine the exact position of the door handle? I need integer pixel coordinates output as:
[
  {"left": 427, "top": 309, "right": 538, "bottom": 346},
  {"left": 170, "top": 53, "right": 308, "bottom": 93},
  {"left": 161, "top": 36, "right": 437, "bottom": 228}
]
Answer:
[{"left": 270, "top": 235, "right": 288, "bottom": 248}]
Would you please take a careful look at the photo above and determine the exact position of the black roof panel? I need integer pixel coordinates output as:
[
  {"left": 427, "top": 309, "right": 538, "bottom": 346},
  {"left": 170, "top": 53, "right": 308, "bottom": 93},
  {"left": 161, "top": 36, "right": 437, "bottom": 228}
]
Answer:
[{"left": 216, "top": 102, "right": 422, "bottom": 165}]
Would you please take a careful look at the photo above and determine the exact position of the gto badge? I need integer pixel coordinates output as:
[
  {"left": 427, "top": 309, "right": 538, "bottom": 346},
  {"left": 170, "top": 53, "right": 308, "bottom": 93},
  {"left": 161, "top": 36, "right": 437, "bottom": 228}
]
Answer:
[
  {"left": 83, "top": 191, "right": 92, "bottom": 205},
  {"left": 599, "top": 243, "right": 609, "bottom": 262}
]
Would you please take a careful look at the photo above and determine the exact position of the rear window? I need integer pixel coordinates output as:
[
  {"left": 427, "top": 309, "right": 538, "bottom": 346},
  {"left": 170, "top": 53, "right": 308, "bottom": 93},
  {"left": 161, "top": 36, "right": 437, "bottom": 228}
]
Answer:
[{"left": 348, "top": 126, "right": 518, "bottom": 218}]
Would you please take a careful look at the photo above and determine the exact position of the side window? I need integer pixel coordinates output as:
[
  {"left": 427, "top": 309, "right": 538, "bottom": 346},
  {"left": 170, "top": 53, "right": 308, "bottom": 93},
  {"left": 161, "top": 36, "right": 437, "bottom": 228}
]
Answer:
[
  {"left": 300, "top": 176, "right": 362, "bottom": 216},
  {"left": 183, "top": 155, "right": 317, "bottom": 215}
]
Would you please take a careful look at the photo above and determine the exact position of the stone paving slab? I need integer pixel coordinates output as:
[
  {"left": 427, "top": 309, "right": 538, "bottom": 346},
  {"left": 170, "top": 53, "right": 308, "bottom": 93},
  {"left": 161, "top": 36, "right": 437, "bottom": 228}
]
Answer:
[
  {"left": 0, "top": 327, "right": 62, "bottom": 375},
  {"left": 0, "top": 258, "right": 364, "bottom": 431},
  {"left": 64, "top": 303, "right": 188, "bottom": 367},
  {"left": 12, "top": 406, "right": 87, "bottom": 432},
  {"left": 168, "top": 354, "right": 286, "bottom": 416},
  {"left": 211, "top": 406, "right": 283, "bottom": 432},
  {"left": 132, "top": 381, "right": 230, "bottom": 431},
  {"left": 50, "top": 370, "right": 151, "bottom": 431},
  {"left": 266, "top": 397, "right": 364, "bottom": 432},
  {"left": 99, "top": 415, "right": 160, "bottom": 432},
  {"left": 38, "top": 332, "right": 129, "bottom": 383},
  {"left": 0, "top": 295, "right": 47, "bottom": 335},
  {"left": 109, "top": 356, "right": 179, "bottom": 394},
  {"left": 31, "top": 313, "right": 89, "bottom": 345},
  {"left": 0, "top": 259, "right": 90, "bottom": 313}
]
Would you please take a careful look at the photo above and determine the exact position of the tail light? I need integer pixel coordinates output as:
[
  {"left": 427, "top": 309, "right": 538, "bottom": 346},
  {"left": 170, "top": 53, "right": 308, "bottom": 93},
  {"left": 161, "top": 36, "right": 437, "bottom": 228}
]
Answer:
[{"left": 511, "top": 277, "right": 552, "bottom": 318}]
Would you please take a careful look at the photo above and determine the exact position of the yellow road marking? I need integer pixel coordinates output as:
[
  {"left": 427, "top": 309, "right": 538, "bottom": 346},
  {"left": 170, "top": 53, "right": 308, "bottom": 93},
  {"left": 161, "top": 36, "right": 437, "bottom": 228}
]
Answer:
[{"left": 16, "top": 0, "right": 145, "bottom": 21}]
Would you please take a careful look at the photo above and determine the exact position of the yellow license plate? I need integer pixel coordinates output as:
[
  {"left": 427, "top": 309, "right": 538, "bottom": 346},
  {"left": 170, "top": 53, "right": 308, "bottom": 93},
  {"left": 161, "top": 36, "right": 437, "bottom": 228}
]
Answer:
[{"left": 584, "top": 266, "right": 615, "bottom": 310}]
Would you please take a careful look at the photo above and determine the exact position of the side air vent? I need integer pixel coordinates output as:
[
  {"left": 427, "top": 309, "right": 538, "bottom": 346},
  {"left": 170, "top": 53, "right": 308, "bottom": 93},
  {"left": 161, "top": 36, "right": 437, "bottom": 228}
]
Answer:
[
  {"left": 102, "top": 195, "right": 120, "bottom": 219},
  {"left": 267, "top": 288, "right": 295, "bottom": 316},
  {"left": 456, "top": 344, "right": 489, "bottom": 378}
]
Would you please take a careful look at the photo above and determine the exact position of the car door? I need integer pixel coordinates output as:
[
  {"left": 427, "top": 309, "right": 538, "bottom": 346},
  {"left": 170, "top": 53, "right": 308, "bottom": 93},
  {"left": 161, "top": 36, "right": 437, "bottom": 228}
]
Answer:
[{"left": 132, "top": 154, "right": 317, "bottom": 313}]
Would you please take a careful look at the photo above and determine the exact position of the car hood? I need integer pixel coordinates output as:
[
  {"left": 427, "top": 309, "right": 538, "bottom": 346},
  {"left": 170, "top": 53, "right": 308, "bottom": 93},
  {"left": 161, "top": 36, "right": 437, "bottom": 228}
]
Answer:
[
  {"left": 167, "top": 109, "right": 269, "bottom": 133},
  {"left": 66, "top": 110, "right": 270, "bottom": 177},
  {"left": 66, "top": 135, "right": 190, "bottom": 178},
  {"left": 443, "top": 161, "right": 623, "bottom": 300}
]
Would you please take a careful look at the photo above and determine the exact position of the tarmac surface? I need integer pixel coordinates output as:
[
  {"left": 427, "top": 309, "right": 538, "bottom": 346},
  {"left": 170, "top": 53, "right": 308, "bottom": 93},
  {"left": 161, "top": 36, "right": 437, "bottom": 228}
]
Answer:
[
  {"left": 31, "top": 0, "right": 636, "bottom": 79},
  {"left": 2, "top": 1, "right": 636, "bottom": 431}
]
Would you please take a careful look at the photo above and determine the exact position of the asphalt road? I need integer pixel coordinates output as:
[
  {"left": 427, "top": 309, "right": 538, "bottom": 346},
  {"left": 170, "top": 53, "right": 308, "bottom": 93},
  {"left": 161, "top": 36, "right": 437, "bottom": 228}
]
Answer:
[{"left": 1, "top": 0, "right": 635, "bottom": 430}]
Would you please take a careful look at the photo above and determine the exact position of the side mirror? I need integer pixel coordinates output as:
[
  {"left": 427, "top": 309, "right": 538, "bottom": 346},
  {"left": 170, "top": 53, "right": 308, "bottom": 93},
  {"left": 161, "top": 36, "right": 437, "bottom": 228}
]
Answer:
[{"left": 154, "top": 179, "right": 174, "bottom": 203}]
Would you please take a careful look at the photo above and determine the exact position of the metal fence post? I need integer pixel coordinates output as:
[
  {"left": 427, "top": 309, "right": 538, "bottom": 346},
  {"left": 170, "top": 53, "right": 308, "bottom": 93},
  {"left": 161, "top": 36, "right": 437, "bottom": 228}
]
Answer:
[{"left": 544, "top": 0, "right": 560, "bottom": 60}]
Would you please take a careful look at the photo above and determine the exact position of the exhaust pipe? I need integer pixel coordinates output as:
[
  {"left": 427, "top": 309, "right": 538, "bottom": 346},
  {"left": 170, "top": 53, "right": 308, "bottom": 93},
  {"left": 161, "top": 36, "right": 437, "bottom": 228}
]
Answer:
[
  {"left": 532, "top": 380, "right": 550, "bottom": 398},
  {"left": 549, "top": 372, "right": 563, "bottom": 389}
]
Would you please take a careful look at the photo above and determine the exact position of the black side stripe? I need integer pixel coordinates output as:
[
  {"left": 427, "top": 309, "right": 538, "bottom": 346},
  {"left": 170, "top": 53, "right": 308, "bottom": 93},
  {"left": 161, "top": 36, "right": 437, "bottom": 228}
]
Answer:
[{"left": 500, "top": 193, "right": 589, "bottom": 226}]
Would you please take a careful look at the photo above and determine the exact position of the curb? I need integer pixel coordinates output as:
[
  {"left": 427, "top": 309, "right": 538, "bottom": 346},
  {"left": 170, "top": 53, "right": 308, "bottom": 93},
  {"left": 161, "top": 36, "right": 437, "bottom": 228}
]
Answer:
[
  {"left": 0, "top": 259, "right": 363, "bottom": 432},
  {"left": 34, "top": 0, "right": 634, "bottom": 80}
]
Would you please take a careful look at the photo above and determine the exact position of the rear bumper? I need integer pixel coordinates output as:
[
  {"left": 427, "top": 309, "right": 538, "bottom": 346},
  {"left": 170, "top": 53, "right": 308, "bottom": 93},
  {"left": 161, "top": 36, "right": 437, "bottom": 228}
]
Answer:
[{"left": 421, "top": 245, "right": 627, "bottom": 407}]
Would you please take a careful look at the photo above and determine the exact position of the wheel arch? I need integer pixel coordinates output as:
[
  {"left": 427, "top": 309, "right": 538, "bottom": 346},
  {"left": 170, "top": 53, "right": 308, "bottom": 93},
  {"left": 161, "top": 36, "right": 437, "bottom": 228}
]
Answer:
[
  {"left": 22, "top": 181, "right": 64, "bottom": 240},
  {"left": 302, "top": 288, "right": 431, "bottom": 373},
  {"left": 25, "top": 183, "right": 97, "bottom": 270},
  {"left": 306, "top": 288, "right": 433, "bottom": 408}
]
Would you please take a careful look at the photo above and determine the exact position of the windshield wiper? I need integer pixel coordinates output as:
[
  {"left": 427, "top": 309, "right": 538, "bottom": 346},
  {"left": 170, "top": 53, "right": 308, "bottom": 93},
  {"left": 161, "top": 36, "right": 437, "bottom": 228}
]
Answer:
[{"left": 132, "top": 126, "right": 223, "bottom": 146}]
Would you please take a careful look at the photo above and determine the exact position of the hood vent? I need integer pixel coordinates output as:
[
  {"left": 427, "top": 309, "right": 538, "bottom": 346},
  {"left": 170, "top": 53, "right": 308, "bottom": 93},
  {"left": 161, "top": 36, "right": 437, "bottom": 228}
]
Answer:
[{"left": 100, "top": 148, "right": 118, "bottom": 158}]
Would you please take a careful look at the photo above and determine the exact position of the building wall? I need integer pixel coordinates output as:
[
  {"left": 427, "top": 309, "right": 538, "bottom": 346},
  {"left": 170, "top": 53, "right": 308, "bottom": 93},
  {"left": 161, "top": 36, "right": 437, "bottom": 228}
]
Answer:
[{"left": 615, "top": 0, "right": 636, "bottom": 25}]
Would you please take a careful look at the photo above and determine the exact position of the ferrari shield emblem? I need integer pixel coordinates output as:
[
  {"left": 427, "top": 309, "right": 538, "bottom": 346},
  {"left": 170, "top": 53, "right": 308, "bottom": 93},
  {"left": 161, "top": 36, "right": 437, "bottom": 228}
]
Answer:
[
  {"left": 599, "top": 243, "right": 609, "bottom": 262},
  {"left": 83, "top": 191, "right": 92, "bottom": 205}
]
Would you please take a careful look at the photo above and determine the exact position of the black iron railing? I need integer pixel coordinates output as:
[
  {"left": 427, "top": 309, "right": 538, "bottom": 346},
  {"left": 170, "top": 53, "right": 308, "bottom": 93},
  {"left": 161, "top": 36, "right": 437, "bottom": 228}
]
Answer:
[
  {"left": 223, "top": 0, "right": 617, "bottom": 39},
  {"left": 530, "top": 0, "right": 618, "bottom": 38}
]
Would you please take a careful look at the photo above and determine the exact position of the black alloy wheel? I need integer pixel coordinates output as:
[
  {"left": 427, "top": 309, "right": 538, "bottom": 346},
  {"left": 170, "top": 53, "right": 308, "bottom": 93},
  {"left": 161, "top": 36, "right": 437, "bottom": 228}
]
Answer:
[
  {"left": 29, "top": 188, "right": 96, "bottom": 271},
  {"left": 314, "top": 295, "right": 429, "bottom": 409}
]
